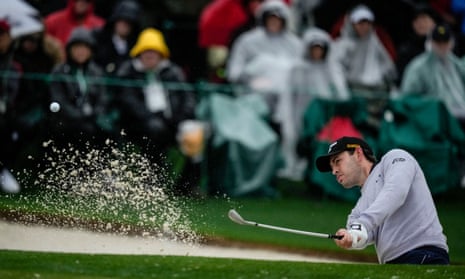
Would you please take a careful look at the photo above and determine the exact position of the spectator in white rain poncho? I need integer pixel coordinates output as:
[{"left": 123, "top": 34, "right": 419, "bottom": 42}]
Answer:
[
  {"left": 332, "top": 5, "right": 397, "bottom": 96},
  {"left": 280, "top": 27, "right": 349, "bottom": 179},
  {"left": 226, "top": 0, "right": 303, "bottom": 95},
  {"left": 401, "top": 23, "right": 465, "bottom": 131},
  {"left": 226, "top": 0, "right": 303, "bottom": 179},
  {"left": 290, "top": 27, "right": 349, "bottom": 104},
  {"left": 331, "top": 5, "right": 397, "bottom": 132}
]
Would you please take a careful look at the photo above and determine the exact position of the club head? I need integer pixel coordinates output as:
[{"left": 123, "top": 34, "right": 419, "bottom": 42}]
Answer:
[{"left": 228, "top": 209, "right": 249, "bottom": 225}]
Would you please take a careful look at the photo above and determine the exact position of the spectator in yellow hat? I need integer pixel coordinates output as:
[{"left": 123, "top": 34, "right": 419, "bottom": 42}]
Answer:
[{"left": 115, "top": 28, "right": 203, "bottom": 196}]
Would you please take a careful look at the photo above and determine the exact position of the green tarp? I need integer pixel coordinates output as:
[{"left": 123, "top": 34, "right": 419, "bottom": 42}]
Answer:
[
  {"left": 378, "top": 96, "right": 465, "bottom": 194},
  {"left": 299, "top": 97, "right": 465, "bottom": 201},
  {"left": 197, "top": 93, "right": 281, "bottom": 197}
]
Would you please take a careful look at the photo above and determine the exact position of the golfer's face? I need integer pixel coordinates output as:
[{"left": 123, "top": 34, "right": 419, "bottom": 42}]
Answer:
[{"left": 330, "top": 151, "right": 360, "bottom": 188}]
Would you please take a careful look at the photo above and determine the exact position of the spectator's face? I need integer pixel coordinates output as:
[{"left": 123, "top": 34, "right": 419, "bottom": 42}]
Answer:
[
  {"left": 353, "top": 20, "right": 373, "bottom": 38},
  {"left": 265, "top": 15, "right": 284, "bottom": 34},
  {"left": 70, "top": 43, "right": 92, "bottom": 64},
  {"left": 139, "top": 50, "right": 163, "bottom": 70},
  {"left": 0, "top": 30, "right": 11, "bottom": 53},
  {"left": 74, "top": 0, "right": 91, "bottom": 16},
  {"left": 21, "top": 34, "right": 41, "bottom": 53},
  {"left": 432, "top": 40, "right": 453, "bottom": 58},
  {"left": 114, "top": 20, "right": 132, "bottom": 38},
  {"left": 413, "top": 14, "right": 435, "bottom": 36},
  {"left": 308, "top": 45, "right": 325, "bottom": 61}
]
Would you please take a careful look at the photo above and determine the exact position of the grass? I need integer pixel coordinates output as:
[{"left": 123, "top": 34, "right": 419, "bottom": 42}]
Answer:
[
  {"left": 185, "top": 197, "right": 378, "bottom": 262},
  {"left": 0, "top": 250, "right": 464, "bottom": 279},
  {"left": 0, "top": 184, "right": 464, "bottom": 278}
]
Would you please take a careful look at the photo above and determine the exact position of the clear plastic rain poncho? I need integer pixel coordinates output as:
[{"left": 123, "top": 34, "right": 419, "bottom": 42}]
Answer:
[
  {"left": 401, "top": 49, "right": 465, "bottom": 120},
  {"left": 225, "top": 0, "right": 303, "bottom": 179},
  {"left": 331, "top": 5, "right": 396, "bottom": 95},
  {"left": 280, "top": 27, "right": 349, "bottom": 179},
  {"left": 226, "top": 0, "right": 303, "bottom": 99}
]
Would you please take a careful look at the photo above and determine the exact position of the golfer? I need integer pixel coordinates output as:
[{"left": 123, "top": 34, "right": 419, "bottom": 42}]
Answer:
[{"left": 316, "top": 136, "right": 449, "bottom": 264}]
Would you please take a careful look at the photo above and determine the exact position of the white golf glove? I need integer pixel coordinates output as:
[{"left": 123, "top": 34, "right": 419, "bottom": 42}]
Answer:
[{"left": 348, "top": 223, "right": 368, "bottom": 250}]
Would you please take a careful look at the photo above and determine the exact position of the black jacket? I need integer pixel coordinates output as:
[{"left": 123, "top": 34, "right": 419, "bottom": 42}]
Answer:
[
  {"left": 92, "top": 0, "right": 141, "bottom": 75},
  {"left": 49, "top": 60, "right": 108, "bottom": 134},
  {"left": 115, "top": 58, "right": 196, "bottom": 147}
]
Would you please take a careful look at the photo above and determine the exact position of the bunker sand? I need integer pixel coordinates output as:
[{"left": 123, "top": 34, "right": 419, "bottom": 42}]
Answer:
[{"left": 0, "top": 221, "right": 351, "bottom": 263}]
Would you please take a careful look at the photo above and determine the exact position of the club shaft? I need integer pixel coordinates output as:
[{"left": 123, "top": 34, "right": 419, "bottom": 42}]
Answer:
[{"left": 247, "top": 221, "right": 334, "bottom": 239}]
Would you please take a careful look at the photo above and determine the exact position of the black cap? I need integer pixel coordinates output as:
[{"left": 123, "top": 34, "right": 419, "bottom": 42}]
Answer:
[
  {"left": 316, "top": 137, "right": 374, "bottom": 172},
  {"left": 431, "top": 23, "right": 452, "bottom": 42}
]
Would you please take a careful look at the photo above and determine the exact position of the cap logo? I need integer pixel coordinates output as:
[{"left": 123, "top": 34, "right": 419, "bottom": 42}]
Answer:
[
  {"left": 346, "top": 144, "right": 360, "bottom": 149},
  {"left": 438, "top": 26, "right": 445, "bottom": 34},
  {"left": 328, "top": 141, "right": 338, "bottom": 153}
]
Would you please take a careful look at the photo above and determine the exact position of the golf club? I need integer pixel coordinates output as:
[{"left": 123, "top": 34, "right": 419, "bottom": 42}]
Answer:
[{"left": 228, "top": 209, "right": 343, "bottom": 240}]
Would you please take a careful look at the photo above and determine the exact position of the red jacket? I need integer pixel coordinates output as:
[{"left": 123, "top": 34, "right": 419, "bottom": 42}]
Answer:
[
  {"left": 45, "top": 0, "right": 104, "bottom": 46},
  {"left": 198, "top": 0, "right": 292, "bottom": 48}
]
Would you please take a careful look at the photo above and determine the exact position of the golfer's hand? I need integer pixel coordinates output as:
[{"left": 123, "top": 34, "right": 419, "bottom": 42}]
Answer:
[{"left": 334, "top": 228, "right": 353, "bottom": 249}]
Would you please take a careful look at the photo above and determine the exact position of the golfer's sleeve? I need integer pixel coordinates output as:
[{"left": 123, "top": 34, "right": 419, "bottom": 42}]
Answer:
[
  {"left": 348, "top": 207, "right": 375, "bottom": 245},
  {"left": 357, "top": 151, "right": 416, "bottom": 234}
]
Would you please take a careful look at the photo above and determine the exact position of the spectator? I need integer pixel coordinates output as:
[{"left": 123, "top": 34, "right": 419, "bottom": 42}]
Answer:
[
  {"left": 285, "top": 27, "right": 349, "bottom": 179},
  {"left": 92, "top": 0, "right": 142, "bottom": 76},
  {"left": 49, "top": 27, "right": 108, "bottom": 149},
  {"left": 401, "top": 23, "right": 465, "bottom": 130},
  {"left": 14, "top": 32, "right": 64, "bottom": 74},
  {"left": 226, "top": 0, "right": 302, "bottom": 86},
  {"left": 332, "top": 4, "right": 397, "bottom": 95},
  {"left": 331, "top": 4, "right": 397, "bottom": 133},
  {"left": 0, "top": 20, "right": 21, "bottom": 193},
  {"left": 44, "top": 0, "right": 105, "bottom": 47},
  {"left": 396, "top": 4, "right": 439, "bottom": 84},
  {"left": 226, "top": 0, "right": 302, "bottom": 178},
  {"left": 115, "top": 28, "right": 200, "bottom": 196},
  {"left": 12, "top": 28, "right": 64, "bottom": 174},
  {"left": 290, "top": 27, "right": 349, "bottom": 103},
  {"left": 329, "top": 3, "right": 398, "bottom": 61},
  {"left": 13, "top": 29, "right": 64, "bottom": 131}
]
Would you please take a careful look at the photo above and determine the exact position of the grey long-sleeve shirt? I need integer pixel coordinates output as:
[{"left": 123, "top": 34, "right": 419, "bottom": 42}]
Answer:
[{"left": 348, "top": 149, "right": 448, "bottom": 263}]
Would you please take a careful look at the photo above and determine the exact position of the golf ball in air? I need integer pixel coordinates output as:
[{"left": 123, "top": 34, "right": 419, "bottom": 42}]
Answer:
[{"left": 50, "top": 102, "right": 60, "bottom": 112}]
